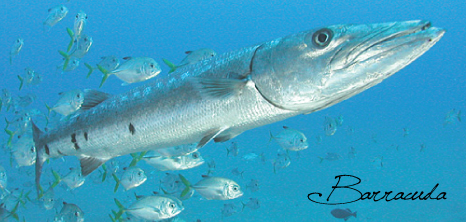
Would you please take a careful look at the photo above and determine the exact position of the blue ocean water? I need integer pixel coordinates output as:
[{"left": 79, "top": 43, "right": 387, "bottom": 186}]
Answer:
[{"left": 0, "top": 0, "right": 465, "bottom": 221}]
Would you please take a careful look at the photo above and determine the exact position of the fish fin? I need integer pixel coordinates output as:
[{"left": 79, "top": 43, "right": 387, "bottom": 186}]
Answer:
[
  {"left": 178, "top": 174, "right": 192, "bottom": 198},
  {"left": 80, "top": 156, "right": 108, "bottom": 176},
  {"left": 122, "top": 57, "right": 132, "bottom": 60},
  {"left": 112, "top": 173, "right": 120, "bottom": 193},
  {"left": 17, "top": 75, "right": 24, "bottom": 91},
  {"left": 50, "top": 170, "right": 61, "bottom": 188},
  {"left": 162, "top": 58, "right": 177, "bottom": 73},
  {"left": 114, "top": 198, "right": 125, "bottom": 220},
  {"left": 318, "top": 156, "right": 324, "bottom": 163},
  {"left": 185, "top": 51, "right": 192, "bottom": 54},
  {"left": 4, "top": 128, "right": 15, "bottom": 147},
  {"left": 214, "top": 130, "right": 241, "bottom": 143},
  {"left": 45, "top": 102, "right": 53, "bottom": 116},
  {"left": 101, "top": 164, "right": 108, "bottom": 182},
  {"left": 84, "top": 63, "right": 94, "bottom": 78},
  {"left": 58, "top": 50, "right": 70, "bottom": 70},
  {"left": 97, "top": 65, "right": 111, "bottom": 87},
  {"left": 191, "top": 77, "right": 249, "bottom": 100},
  {"left": 353, "top": 211, "right": 357, "bottom": 218},
  {"left": 80, "top": 89, "right": 111, "bottom": 111},
  {"left": 129, "top": 151, "right": 147, "bottom": 167},
  {"left": 8, "top": 202, "right": 19, "bottom": 220},
  {"left": 241, "top": 201, "right": 246, "bottom": 211},
  {"left": 198, "top": 127, "right": 228, "bottom": 149},
  {"left": 66, "top": 28, "right": 74, "bottom": 52},
  {"left": 32, "top": 121, "right": 47, "bottom": 198}
]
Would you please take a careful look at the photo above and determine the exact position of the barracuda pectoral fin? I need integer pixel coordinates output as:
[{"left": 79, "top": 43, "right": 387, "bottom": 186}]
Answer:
[
  {"left": 80, "top": 156, "right": 109, "bottom": 176},
  {"left": 198, "top": 127, "right": 229, "bottom": 149},
  {"left": 214, "top": 130, "right": 242, "bottom": 143},
  {"left": 192, "top": 77, "right": 249, "bottom": 100},
  {"left": 79, "top": 89, "right": 112, "bottom": 111}
]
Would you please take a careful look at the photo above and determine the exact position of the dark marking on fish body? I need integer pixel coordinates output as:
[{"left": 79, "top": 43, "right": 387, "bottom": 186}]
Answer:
[
  {"left": 84, "top": 132, "right": 88, "bottom": 141},
  {"left": 71, "top": 133, "right": 77, "bottom": 143},
  {"left": 57, "top": 149, "right": 64, "bottom": 155},
  {"left": 45, "top": 144, "right": 50, "bottom": 155},
  {"left": 129, "top": 123, "right": 135, "bottom": 135},
  {"left": 74, "top": 143, "right": 80, "bottom": 150}
]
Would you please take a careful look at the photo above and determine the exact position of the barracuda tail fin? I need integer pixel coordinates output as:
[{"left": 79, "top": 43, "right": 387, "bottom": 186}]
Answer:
[
  {"left": 85, "top": 63, "right": 94, "bottom": 78},
  {"left": 17, "top": 75, "right": 24, "bottom": 91},
  {"left": 162, "top": 58, "right": 177, "bottom": 73},
  {"left": 178, "top": 174, "right": 192, "bottom": 198},
  {"left": 32, "top": 121, "right": 47, "bottom": 198}
]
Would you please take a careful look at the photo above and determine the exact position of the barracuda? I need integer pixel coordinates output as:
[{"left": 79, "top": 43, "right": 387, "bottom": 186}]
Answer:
[{"left": 33, "top": 20, "right": 445, "bottom": 196}]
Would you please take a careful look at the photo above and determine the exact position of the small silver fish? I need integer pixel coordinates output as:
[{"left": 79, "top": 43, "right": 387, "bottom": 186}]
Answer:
[
  {"left": 371, "top": 156, "right": 383, "bottom": 169},
  {"left": 347, "top": 147, "right": 357, "bottom": 159},
  {"left": 163, "top": 48, "right": 216, "bottom": 73},
  {"left": 11, "top": 134, "right": 36, "bottom": 167},
  {"left": 330, "top": 208, "right": 357, "bottom": 221},
  {"left": 73, "top": 11, "right": 87, "bottom": 42},
  {"left": 9, "top": 38, "right": 23, "bottom": 65},
  {"left": 18, "top": 68, "right": 41, "bottom": 90},
  {"left": 40, "top": 187, "right": 55, "bottom": 210},
  {"left": 1, "top": 89, "right": 12, "bottom": 112},
  {"left": 48, "top": 89, "right": 84, "bottom": 116},
  {"left": 54, "top": 202, "right": 84, "bottom": 222},
  {"left": 230, "top": 167, "right": 244, "bottom": 178},
  {"left": 57, "top": 57, "right": 80, "bottom": 73},
  {"left": 246, "top": 179, "right": 259, "bottom": 192},
  {"left": 444, "top": 109, "right": 461, "bottom": 126},
  {"left": 114, "top": 167, "right": 147, "bottom": 191},
  {"left": 55, "top": 168, "right": 85, "bottom": 190},
  {"left": 270, "top": 126, "right": 308, "bottom": 151},
  {"left": 124, "top": 195, "right": 184, "bottom": 221},
  {"left": 155, "top": 143, "right": 198, "bottom": 157},
  {"left": 160, "top": 173, "right": 183, "bottom": 194},
  {"left": 179, "top": 175, "right": 243, "bottom": 200},
  {"left": 335, "top": 115, "right": 344, "bottom": 126},
  {"left": 84, "top": 56, "right": 121, "bottom": 78},
  {"left": 12, "top": 94, "right": 36, "bottom": 110},
  {"left": 403, "top": 127, "right": 409, "bottom": 137},
  {"left": 60, "top": 34, "right": 92, "bottom": 70},
  {"left": 221, "top": 203, "right": 239, "bottom": 218},
  {"left": 143, "top": 151, "right": 204, "bottom": 171},
  {"left": 273, "top": 152, "right": 291, "bottom": 173},
  {"left": 324, "top": 116, "right": 338, "bottom": 136},
  {"left": 226, "top": 142, "right": 240, "bottom": 157},
  {"left": 318, "top": 152, "right": 341, "bottom": 163},
  {"left": 241, "top": 152, "right": 260, "bottom": 161},
  {"left": 98, "top": 57, "right": 161, "bottom": 87},
  {"left": 242, "top": 198, "right": 260, "bottom": 210},
  {"left": 43, "top": 5, "right": 68, "bottom": 31}
]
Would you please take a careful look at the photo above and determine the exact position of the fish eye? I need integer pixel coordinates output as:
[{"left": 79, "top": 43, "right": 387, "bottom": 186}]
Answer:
[
  {"left": 30, "top": 146, "right": 34, "bottom": 152},
  {"left": 76, "top": 15, "right": 78, "bottom": 18},
  {"left": 311, "top": 28, "right": 333, "bottom": 48},
  {"left": 150, "top": 63, "right": 154, "bottom": 68},
  {"left": 192, "top": 153, "right": 198, "bottom": 158}
]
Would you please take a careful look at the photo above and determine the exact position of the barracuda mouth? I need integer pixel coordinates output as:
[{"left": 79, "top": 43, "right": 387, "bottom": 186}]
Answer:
[{"left": 342, "top": 21, "right": 437, "bottom": 68}]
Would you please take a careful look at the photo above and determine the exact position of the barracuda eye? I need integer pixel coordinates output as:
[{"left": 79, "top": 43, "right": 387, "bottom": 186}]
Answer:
[{"left": 312, "top": 28, "right": 333, "bottom": 48}]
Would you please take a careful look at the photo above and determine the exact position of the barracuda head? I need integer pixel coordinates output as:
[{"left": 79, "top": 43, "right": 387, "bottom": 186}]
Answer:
[{"left": 251, "top": 20, "right": 445, "bottom": 113}]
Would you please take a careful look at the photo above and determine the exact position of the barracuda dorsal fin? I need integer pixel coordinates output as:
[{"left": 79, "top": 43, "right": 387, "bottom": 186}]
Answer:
[
  {"left": 198, "top": 127, "right": 228, "bottom": 149},
  {"left": 80, "top": 89, "right": 112, "bottom": 111},
  {"left": 80, "top": 156, "right": 108, "bottom": 176},
  {"left": 192, "top": 77, "right": 249, "bottom": 100}
]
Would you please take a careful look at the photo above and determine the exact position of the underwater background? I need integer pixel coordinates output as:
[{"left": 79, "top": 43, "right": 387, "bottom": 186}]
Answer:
[{"left": 0, "top": 0, "right": 465, "bottom": 221}]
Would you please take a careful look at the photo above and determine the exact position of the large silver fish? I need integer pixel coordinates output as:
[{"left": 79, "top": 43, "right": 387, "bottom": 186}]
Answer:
[{"left": 32, "top": 20, "right": 444, "bottom": 196}]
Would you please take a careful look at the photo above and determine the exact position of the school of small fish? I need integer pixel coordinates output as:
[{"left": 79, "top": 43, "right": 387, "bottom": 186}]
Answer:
[{"left": 0, "top": 2, "right": 450, "bottom": 221}]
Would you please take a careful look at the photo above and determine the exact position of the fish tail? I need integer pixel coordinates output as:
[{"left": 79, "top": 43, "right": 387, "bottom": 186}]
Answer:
[
  {"left": 50, "top": 170, "right": 61, "bottom": 188},
  {"left": 8, "top": 201, "right": 19, "bottom": 221},
  {"left": 241, "top": 201, "right": 246, "bottom": 211},
  {"left": 178, "top": 174, "right": 192, "bottom": 198},
  {"left": 101, "top": 164, "right": 108, "bottom": 182},
  {"left": 112, "top": 173, "right": 120, "bottom": 193},
  {"left": 457, "top": 110, "right": 462, "bottom": 122},
  {"left": 45, "top": 102, "right": 53, "bottom": 116},
  {"left": 66, "top": 28, "right": 74, "bottom": 52},
  {"left": 58, "top": 50, "right": 70, "bottom": 71},
  {"left": 32, "top": 121, "right": 48, "bottom": 198},
  {"left": 128, "top": 151, "right": 147, "bottom": 167},
  {"left": 97, "top": 64, "right": 111, "bottom": 88},
  {"left": 162, "top": 58, "right": 177, "bottom": 73},
  {"left": 114, "top": 198, "right": 125, "bottom": 220},
  {"left": 353, "top": 211, "right": 357, "bottom": 218},
  {"left": 4, "top": 128, "right": 15, "bottom": 147},
  {"left": 17, "top": 75, "right": 24, "bottom": 91},
  {"left": 318, "top": 156, "right": 324, "bottom": 163},
  {"left": 84, "top": 63, "right": 94, "bottom": 78}
]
